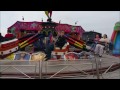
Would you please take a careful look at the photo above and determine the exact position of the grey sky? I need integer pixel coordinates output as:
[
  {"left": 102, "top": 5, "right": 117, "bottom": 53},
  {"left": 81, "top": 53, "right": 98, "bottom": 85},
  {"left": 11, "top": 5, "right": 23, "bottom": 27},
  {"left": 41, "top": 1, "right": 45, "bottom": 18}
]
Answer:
[{"left": 0, "top": 11, "right": 120, "bottom": 38}]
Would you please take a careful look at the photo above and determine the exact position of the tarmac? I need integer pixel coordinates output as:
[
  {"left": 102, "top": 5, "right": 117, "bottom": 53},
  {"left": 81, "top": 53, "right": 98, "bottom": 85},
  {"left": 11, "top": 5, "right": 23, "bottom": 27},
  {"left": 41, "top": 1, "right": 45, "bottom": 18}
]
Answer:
[{"left": 0, "top": 53, "right": 120, "bottom": 79}]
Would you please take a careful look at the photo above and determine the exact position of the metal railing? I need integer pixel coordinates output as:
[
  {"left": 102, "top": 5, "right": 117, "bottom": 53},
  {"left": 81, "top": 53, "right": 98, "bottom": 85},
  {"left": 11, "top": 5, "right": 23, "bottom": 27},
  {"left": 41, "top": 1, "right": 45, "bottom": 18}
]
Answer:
[
  {"left": 96, "top": 57, "right": 120, "bottom": 79},
  {"left": 0, "top": 57, "right": 120, "bottom": 79},
  {"left": 0, "top": 60, "right": 39, "bottom": 79},
  {"left": 43, "top": 59, "right": 97, "bottom": 79}
]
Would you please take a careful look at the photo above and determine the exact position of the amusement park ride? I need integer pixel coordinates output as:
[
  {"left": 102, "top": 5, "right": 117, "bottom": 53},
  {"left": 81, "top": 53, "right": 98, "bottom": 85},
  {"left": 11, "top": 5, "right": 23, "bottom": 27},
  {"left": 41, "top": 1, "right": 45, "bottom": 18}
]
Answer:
[
  {"left": 0, "top": 11, "right": 101, "bottom": 59},
  {"left": 1, "top": 11, "right": 120, "bottom": 80}
]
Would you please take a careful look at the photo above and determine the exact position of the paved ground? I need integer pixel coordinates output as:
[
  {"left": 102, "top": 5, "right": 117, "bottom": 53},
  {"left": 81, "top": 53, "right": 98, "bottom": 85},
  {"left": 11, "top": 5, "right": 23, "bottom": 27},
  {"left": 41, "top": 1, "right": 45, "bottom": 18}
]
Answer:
[
  {"left": 0, "top": 54, "right": 120, "bottom": 79},
  {"left": 63, "top": 69, "right": 120, "bottom": 79}
]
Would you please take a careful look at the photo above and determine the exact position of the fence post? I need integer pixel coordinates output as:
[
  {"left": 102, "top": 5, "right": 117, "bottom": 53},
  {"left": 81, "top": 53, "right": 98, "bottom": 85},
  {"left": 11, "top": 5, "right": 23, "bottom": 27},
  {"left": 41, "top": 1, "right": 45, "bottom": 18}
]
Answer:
[
  {"left": 0, "top": 65, "right": 1, "bottom": 77},
  {"left": 39, "top": 60, "right": 42, "bottom": 79},
  {"left": 95, "top": 58, "right": 100, "bottom": 79}
]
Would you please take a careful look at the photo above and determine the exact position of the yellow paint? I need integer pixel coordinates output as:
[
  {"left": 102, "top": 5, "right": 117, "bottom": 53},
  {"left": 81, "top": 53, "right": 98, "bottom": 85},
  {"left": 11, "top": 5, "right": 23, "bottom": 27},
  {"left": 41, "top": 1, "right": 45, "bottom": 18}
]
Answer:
[
  {"left": 19, "top": 40, "right": 27, "bottom": 46},
  {"left": 6, "top": 53, "right": 15, "bottom": 60},
  {"left": 20, "top": 43, "right": 29, "bottom": 48},
  {"left": 74, "top": 43, "right": 83, "bottom": 49},
  {"left": 75, "top": 41, "right": 83, "bottom": 47},
  {"left": 45, "top": 11, "right": 49, "bottom": 18}
]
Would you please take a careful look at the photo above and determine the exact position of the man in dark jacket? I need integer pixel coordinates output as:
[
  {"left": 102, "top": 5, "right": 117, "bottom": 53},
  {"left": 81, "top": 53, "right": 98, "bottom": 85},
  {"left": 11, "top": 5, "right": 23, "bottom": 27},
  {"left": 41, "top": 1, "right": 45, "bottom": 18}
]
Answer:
[
  {"left": 45, "top": 40, "right": 55, "bottom": 60},
  {"left": 55, "top": 31, "right": 67, "bottom": 49}
]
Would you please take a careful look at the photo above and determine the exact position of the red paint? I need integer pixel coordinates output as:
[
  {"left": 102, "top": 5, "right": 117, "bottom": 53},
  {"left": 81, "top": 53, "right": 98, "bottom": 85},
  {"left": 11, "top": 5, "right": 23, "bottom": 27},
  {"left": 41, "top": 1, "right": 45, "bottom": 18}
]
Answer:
[{"left": 5, "top": 33, "right": 14, "bottom": 38}]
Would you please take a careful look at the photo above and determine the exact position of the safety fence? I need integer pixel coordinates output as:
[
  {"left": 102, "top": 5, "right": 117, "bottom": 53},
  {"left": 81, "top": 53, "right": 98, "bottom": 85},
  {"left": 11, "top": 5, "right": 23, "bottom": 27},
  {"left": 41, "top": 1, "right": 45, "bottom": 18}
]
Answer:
[
  {"left": 43, "top": 59, "right": 96, "bottom": 79},
  {"left": 0, "top": 57, "right": 120, "bottom": 79},
  {"left": 0, "top": 60, "right": 38, "bottom": 79}
]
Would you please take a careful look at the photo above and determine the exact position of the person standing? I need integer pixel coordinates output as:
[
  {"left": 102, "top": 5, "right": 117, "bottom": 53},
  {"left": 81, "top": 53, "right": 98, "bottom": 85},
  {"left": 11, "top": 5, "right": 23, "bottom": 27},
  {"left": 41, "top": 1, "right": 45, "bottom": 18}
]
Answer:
[
  {"left": 45, "top": 35, "right": 55, "bottom": 60},
  {"left": 94, "top": 34, "right": 110, "bottom": 57}
]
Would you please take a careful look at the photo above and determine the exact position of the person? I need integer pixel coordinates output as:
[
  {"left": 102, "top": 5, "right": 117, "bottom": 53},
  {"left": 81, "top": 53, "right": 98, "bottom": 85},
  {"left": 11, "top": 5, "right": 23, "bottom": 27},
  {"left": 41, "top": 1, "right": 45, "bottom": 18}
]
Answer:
[
  {"left": 90, "top": 34, "right": 101, "bottom": 51},
  {"left": 55, "top": 31, "right": 67, "bottom": 49},
  {"left": 45, "top": 35, "right": 55, "bottom": 60},
  {"left": 33, "top": 30, "right": 45, "bottom": 52},
  {"left": 0, "top": 33, "right": 4, "bottom": 42},
  {"left": 94, "top": 34, "right": 110, "bottom": 57},
  {"left": 4, "top": 30, "right": 15, "bottom": 38}
]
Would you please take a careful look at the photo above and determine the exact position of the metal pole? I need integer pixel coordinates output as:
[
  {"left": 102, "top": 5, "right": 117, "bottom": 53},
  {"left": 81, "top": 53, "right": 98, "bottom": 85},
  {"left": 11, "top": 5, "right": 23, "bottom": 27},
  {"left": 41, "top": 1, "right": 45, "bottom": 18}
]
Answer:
[
  {"left": 39, "top": 60, "right": 42, "bottom": 79},
  {"left": 0, "top": 11, "right": 1, "bottom": 33},
  {"left": 95, "top": 58, "right": 100, "bottom": 79},
  {"left": 119, "top": 56, "right": 120, "bottom": 79},
  {"left": 0, "top": 64, "right": 1, "bottom": 77}
]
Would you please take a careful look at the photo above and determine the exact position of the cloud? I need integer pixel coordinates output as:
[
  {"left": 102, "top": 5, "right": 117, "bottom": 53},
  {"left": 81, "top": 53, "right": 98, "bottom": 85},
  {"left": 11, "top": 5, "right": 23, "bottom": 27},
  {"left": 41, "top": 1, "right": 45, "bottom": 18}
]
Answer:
[{"left": 0, "top": 11, "right": 120, "bottom": 38}]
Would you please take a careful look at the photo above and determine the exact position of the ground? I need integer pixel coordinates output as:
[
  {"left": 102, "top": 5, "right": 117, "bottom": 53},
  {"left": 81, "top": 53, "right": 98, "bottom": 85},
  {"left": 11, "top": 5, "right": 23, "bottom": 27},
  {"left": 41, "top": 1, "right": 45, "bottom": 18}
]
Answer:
[{"left": 0, "top": 53, "right": 120, "bottom": 79}]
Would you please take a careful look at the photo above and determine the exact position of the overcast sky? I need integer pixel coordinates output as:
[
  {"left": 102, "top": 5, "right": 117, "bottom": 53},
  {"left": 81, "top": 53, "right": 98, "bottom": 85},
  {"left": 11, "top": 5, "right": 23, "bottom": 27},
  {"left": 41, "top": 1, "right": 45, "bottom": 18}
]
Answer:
[{"left": 0, "top": 11, "right": 120, "bottom": 38}]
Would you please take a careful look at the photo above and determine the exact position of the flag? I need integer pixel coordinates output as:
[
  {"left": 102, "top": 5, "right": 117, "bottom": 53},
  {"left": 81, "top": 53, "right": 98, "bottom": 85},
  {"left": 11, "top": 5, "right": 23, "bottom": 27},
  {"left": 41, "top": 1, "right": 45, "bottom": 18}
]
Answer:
[
  {"left": 45, "top": 11, "right": 52, "bottom": 18},
  {"left": 48, "top": 11, "right": 52, "bottom": 18},
  {"left": 75, "top": 21, "right": 77, "bottom": 25},
  {"left": 22, "top": 16, "right": 24, "bottom": 21},
  {"left": 45, "top": 11, "right": 49, "bottom": 18},
  {"left": 59, "top": 20, "right": 61, "bottom": 24}
]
